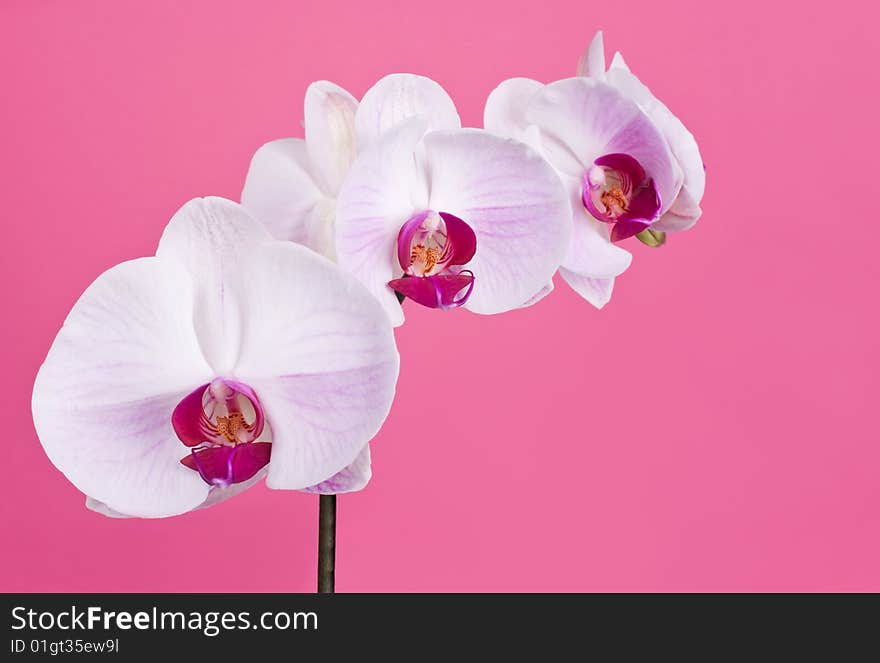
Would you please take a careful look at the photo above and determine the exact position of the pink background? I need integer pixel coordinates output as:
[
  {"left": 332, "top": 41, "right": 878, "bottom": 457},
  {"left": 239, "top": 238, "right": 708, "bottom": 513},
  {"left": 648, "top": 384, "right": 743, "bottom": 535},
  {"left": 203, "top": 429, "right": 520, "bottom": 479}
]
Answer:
[{"left": 2, "top": 0, "right": 878, "bottom": 592}]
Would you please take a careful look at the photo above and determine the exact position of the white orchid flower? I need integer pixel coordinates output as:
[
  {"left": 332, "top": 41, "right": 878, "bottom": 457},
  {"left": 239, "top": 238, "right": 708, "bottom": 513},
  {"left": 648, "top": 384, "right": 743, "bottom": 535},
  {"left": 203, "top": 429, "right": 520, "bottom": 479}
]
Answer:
[
  {"left": 244, "top": 74, "right": 571, "bottom": 327},
  {"left": 485, "top": 31, "right": 703, "bottom": 308},
  {"left": 32, "top": 197, "right": 399, "bottom": 518},
  {"left": 577, "top": 31, "right": 705, "bottom": 232}
]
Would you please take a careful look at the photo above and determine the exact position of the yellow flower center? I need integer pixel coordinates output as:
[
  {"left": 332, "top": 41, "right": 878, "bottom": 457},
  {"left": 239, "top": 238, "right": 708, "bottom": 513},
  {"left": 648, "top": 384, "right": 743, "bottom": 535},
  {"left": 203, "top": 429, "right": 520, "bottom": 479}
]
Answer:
[
  {"left": 215, "top": 412, "right": 249, "bottom": 444},
  {"left": 601, "top": 187, "right": 628, "bottom": 217},
  {"left": 410, "top": 244, "right": 442, "bottom": 276}
]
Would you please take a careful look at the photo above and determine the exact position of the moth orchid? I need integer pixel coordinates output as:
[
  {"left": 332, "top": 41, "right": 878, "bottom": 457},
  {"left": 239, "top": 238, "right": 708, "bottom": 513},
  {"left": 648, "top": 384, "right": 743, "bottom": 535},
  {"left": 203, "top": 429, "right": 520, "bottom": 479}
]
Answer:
[
  {"left": 577, "top": 31, "right": 706, "bottom": 232},
  {"left": 241, "top": 74, "right": 460, "bottom": 261},
  {"left": 484, "top": 35, "right": 694, "bottom": 308},
  {"left": 334, "top": 116, "right": 571, "bottom": 327},
  {"left": 32, "top": 197, "right": 399, "bottom": 518}
]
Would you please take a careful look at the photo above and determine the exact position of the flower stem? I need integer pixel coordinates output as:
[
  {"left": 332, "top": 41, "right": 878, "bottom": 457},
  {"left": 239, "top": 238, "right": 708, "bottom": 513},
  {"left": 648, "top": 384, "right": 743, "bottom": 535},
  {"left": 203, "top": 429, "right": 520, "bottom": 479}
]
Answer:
[
  {"left": 317, "top": 494, "right": 336, "bottom": 593},
  {"left": 317, "top": 296, "right": 399, "bottom": 592}
]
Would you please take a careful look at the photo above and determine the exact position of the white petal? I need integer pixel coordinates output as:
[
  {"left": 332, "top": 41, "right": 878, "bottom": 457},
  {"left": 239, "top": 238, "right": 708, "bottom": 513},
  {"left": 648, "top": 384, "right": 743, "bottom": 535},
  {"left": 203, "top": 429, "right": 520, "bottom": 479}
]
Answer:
[
  {"left": 561, "top": 185, "right": 632, "bottom": 278},
  {"left": 304, "top": 80, "right": 359, "bottom": 195},
  {"left": 300, "top": 445, "right": 372, "bottom": 494},
  {"left": 422, "top": 129, "right": 571, "bottom": 315},
  {"left": 609, "top": 50, "right": 630, "bottom": 72},
  {"left": 196, "top": 469, "right": 268, "bottom": 510},
  {"left": 240, "top": 138, "right": 325, "bottom": 248},
  {"left": 519, "top": 280, "right": 554, "bottom": 308},
  {"left": 606, "top": 65, "right": 705, "bottom": 226},
  {"left": 85, "top": 496, "right": 129, "bottom": 518},
  {"left": 355, "top": 73, "right": 460, "bottom": 148},
  {"left": 653, "top": 192, "right": 702, "bottom": 232},
  {"left": 559, "top": 269, "right": 616, "bottom": 309},
  {"left": 226, "top": 240, "right": 399, "bottom": 489},
  {"left": 483, "top": 77, "right": 543, "bottom": 141},
  {"left": 85, "top": 468, "right": 268, "bottom": 518},
  {"left": 303, "top": 196, "right": 339, "bottom": 261},
  {"left": 576, "top": 30, "right": 606, "bottom": 78},
  {"left": 32, "top": 257, "right": 212, "bottom": 518},
  {"left": 157, "top": 197, "right": 274, "bottom": 375},
  {"left": 336, "top": 118, "right": 431, "bottom": 326}
]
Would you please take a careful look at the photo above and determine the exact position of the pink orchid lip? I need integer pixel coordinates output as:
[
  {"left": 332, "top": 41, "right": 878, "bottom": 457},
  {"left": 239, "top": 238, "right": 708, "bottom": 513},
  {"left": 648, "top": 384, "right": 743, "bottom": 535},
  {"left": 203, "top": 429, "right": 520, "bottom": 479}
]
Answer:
[
  {"left": 173, "top": 378, "right": 271, "bottom": 486},
  {"left": 388, "top": 270, "right": 475, "bottom": 309},
  {"left": 582, "top": 152, "right": 661, "bottom": 242},
  {"left": 389, "top": 210, "right": 477, "bottom": 309},
  {"left": 180, "top": 443, "right": 272, "bottom": 488}
]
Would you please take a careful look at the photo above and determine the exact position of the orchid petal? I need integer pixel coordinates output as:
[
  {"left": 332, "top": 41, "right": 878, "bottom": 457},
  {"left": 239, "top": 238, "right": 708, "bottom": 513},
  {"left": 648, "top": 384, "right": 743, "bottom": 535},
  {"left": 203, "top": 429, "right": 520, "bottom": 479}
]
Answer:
[
  {"left": 483, "top": 77, "right": 543, "bottom": 142},
  {"left": 195, "top": 468, "right": 268, "bottom": 509},
  {"left": 562, "top": 185, "right": 633, "bottom": 278},
  {"left": 577, "top": 30, "right": 606, "bottom": 78},
  {"left": 86, "top": 467, "right": 268, "bottom": 518},
  {"left": 301, "top": 196, "right": 339, "bottom": 261},
  {"left": 654, "top": 191, "right": 702, "bottom": 232},
  {"left": 32, "top": 258, "right": 213, "bottom": 518},
  {"left": 85, "top": 496, "right": 130, "bottom": 519},
  {"left": 304, "top": 80, "right": 359, "bottom": 195},
  {"left": 228, "top": 240, "right": 399, "bottom": 489},
  {"left": 419, "top": 129, "right": 571, "bottom": 314},
  {"left": 609, "top": 51, "right": 630, "bottom": 72},
  {"left": 355, "top": 73, "right": 460, "bottom": 148},
  {"left": 240, "top": 138, "right": 325, "bottom": 248},
  {"left": 519, "top": 280, "right": 554, "bottom": 308},
  {"left": 336, "top": 118, "right": 431, "bottom": 326},
  {"left": 300, "top": 444, "right": 372, "bottom": 494},
  {"left": 606, "top": 63, "right": 704, "bottom": 227},
  {"left": 156, "top": 197, "right": 274, "bottom": 375},
  {"left": 559, "top": 269, "right": 616, "bottom": 309}
]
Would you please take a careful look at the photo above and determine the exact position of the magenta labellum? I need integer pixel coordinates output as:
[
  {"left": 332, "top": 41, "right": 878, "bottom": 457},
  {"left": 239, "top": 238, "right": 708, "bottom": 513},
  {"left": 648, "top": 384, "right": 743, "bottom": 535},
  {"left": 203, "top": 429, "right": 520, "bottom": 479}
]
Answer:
[
  {"left": 582, "top": 153, "right": 661, "bottom": 242},
  {"left": 173, "top": 378, "right": 271, "bottom": 487},
  {"left": 388, "top": 210, "right": 477, "bottom": 309}
]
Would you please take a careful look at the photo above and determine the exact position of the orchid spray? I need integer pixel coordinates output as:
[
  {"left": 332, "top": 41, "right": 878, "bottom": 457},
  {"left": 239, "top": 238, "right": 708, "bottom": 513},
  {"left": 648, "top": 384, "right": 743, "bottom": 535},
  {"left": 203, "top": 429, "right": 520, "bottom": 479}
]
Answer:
[{"left": 33, "top": 30, "right": 703, "bottom": 593}]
